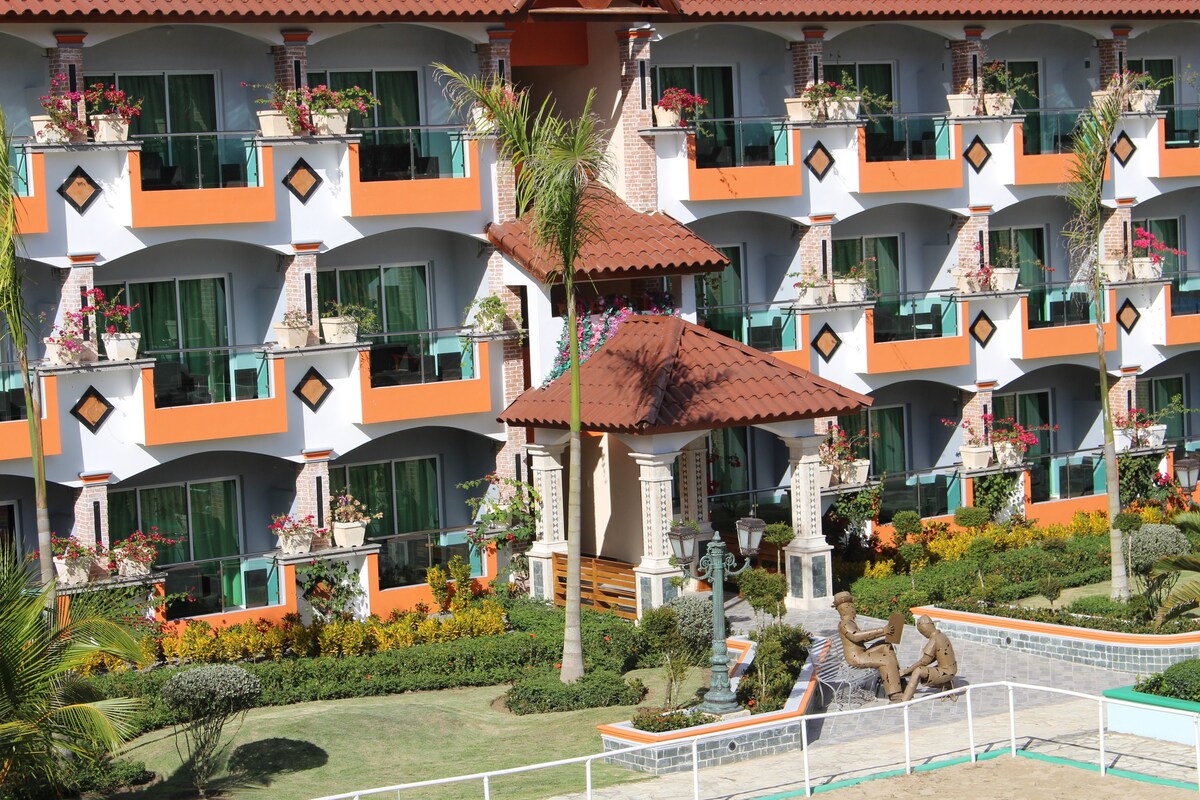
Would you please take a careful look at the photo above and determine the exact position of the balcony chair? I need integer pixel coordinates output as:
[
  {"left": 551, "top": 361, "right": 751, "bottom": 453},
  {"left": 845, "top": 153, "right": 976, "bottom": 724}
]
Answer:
[
  {"left": 220, "top": 162, "right": 247, "bottom": 188},
  {"left": 413, "top": 155, "right": 441, "bottom": 179},
  {"left": 436, "top": 351, "right": 462, "bottom": 381},
  {"left": 748, "top": 318, "right": 783, "bottom": 351}
]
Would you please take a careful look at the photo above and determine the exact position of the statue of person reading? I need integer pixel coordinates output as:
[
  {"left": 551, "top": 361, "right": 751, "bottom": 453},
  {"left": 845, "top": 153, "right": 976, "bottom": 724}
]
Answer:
[
  {"left": 900, "top": 615, "right": 958, "bottom": 701},
  {"left": 832, "top": 590, "right": 904, "bottom": 702}
]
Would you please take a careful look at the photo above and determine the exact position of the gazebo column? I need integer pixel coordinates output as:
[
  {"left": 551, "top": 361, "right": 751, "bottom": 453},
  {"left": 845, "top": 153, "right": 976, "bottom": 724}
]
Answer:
[
  {"left": 779, "top": 433, "right": 834, "bottom": 609},
  {"left": 629, "top": 451, "right": 682, "bottom": 616},
  {"left": 525, "top": 442, "right": 567, "bottom": 602},
  {"left": 677, "top": 437, "right": 712, "bottom": 533}
]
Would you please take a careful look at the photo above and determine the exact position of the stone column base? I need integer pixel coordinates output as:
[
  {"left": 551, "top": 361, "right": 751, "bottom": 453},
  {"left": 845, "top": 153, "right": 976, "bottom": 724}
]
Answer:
[
  {"left": 783, "top": 537, "right": 834, "bottom": 611},
  {"left": 633, "top": 561, "right": 683, "bottom": 618},
  {"left": 526, "top": 543, "right": 566, "bottom": 602}
]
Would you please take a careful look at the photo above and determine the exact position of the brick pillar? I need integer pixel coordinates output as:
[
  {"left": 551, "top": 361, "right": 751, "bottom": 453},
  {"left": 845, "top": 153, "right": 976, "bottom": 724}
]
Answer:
[
  {"left": 1109, "top": 369, "right": 1138, "bottom": 422},
  {"left": 489, "top": 245, "right": 527, "bottom": 482},
  {"left": 296, "top": 450, "right": 332, "bottom": 547},
  {"left": 270, "top": 30, "right": 311, "bottom": 91},
  {"left": 281, "top": 242, "right": 321, "bottom": 344},
  {"left": 72, "top": 473, "right": 111, "bottom": 548},
  {"left": 478, "top": 29, "right": 513, "bottom": 84},
  {"left": 954, "top": 208, "right": 991, "bottom": 273},
  {"left": 799, "top": 214, "right": 834, "bottom": 281},
  {"left": 962, "top": 382, "right": 995, "bottom": 444},
  {"left": 616, "top": 28, "right": 657, "bottom": 213},
  {"left": 950, "top": 26, "right": 986, "bottom": 95},
  {"left": 61, "top": 253, "right": 97, "bottom": 346},
  {"left": 1098, "top": 25, "right": 1131, "bottom": 85},
  {"left": 789, "top": 28, "right": 826, "bottom": 93},
  {"left": 1101, "top": 198, "right": 1135, "bottom": 263},
  {"left": 46, "top": 32, "right": 86, "bottom": 137}
]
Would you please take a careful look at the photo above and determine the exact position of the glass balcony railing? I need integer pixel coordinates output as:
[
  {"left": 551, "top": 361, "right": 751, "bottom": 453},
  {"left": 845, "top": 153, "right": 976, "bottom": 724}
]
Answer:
[
  {"left": 1159, "top": 104, "right": 1200, "bottom": 150},
  {"left": 133, "top": 131, "right": 261, "bottom": 191},
  {"left": 872, "top": 293, "right": 959, "bottom": 343},
  {"left": 695, "top": 301, "right": 798, "bottom": 353},
  {"left": 1021, "top": 108, "right": 1083, "bottom": 155},
  {"left": 1170, "top": 274, "right": 1200, "bottom": 316},
  {"left": 149, "top": 344, "right": 271, "bottom": 409},
  {"left": 355, "top": 125, "right": 468, "bottom": 183},
  {"left": 0, "top": 361, "right": 28, "bottom": 423},
  {"left": 374, "top": 526, "right": 482, "bottom": 590},
  {"left": 863, "top": 113, "right": 952, "bottom": 163},
  {"left": 1027, "top": 448, "right": 1106, "bottom": 504},
  {"left": 7, "top": 140, "right": 30, "bottom": 197},
  {"left": 364, "top": 327, "right": 475, "bottom": 389},
  {"left": 707, "top": 486, "right": 792, "bottom": 535},
  {"left": 877, "top": 468, "right": 962, "bottom": 524},
  {"left": 1026, "top": 282, "right": 1099, "bottom": 329},
  {"left": 159, "top": 551, "right": 281, "bottom": 620},
  {"left": 694, "top": 117, "right": 790, "bottom": 169}
]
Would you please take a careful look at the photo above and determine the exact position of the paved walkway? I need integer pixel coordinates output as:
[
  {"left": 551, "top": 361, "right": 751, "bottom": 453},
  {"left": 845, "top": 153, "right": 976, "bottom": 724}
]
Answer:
[{"left": 547, "top": 602, "right": 1190, "bottom": 800}]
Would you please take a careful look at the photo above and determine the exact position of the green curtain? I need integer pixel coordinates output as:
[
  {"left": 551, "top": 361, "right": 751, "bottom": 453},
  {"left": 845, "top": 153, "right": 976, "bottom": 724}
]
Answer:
[
  {"left": 107, "top": 490, "right": 138, "bottom": 547},
  {"left": 1006, "top": 61, "right": 1042, "bottom": 151},
  {"left": 337, "top": 268, "right": 382, "bottom": 318},
  {"left": 127, "top": 281, "right": 179, "bottom": 352},
  {"left": 696, "top": 66, "right": 734, "bottom": 158},
  {"left": 1135, "top": 218, "right": 1181, "bottom": 278},
  {"left": 383, "top": 265, "right": 430, "bottom": 352},
  {"left": 395, "top": 458, "right": 440, "bottom": 533},
  {"left": 165, "top": 75, "right": 218, "bottom": 187},
  {"left": 189, "top": 480, "right": 240, "bottom": 561},
  {"left": 871, "top": 407, "right": 906, "bottom": 476},
  {"left": 1015, "top": 228, "right": 1046, "bottom": 287},
  {"left": 827, "top": 63, "right": 893, "bottom": 137},
  {"left": 1018, "top": 392, "right": 1051, "bottom": 456},
  {"left": 178, "top": 278, "right": 229, "bottom": 402},
  {"left": 837, "top": 411, "right": 871, "bottom": 460},
  {"left": 139, "top": 485, "right": 189, "bottom": 565},
  {"left": 1153, "top": 377, "right": 1185, "bottom": 441},
  {"left": 993, "top": 394, "right": 1017, "bottom": 424},
  {"left": 376, "top": 71, "right": 419, "bottom": 153},
  {"left": 696, "top": 247, "right": 743, "bottom": 342},
  {"left": 317, "top": 271, "right": 338, "bottom": 311},
  {"left": 868, "top": 236, "right": 900, "bottom": 298},
  {"left": 344, "top": 463, "right": 394, "bottom": 540},
  {"left": 831, "top": 239, "right": 862, "bottom": 278},
  {"left": 325, "top": 70, "right": 374, "bottom": 131},
  {"left": 1131, "top": 59, "right": 1175, "bottom": 142}
]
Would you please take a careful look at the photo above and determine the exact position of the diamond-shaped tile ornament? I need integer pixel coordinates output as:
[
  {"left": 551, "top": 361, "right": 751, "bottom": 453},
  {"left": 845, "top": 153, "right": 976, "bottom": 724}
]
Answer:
[
  {"left": 71, "top": 386, "right": 114, "bottom": 433},
  {"left": 1111, "top": 131, "right": 1136, "bottom": 167},
  {"left": 282, "top": 158, "right": 322, "bottom": 203},
  {"left": 811, "top": 323, "right": 842, "bottom": 362},
  {"left": 293, "top": 366, "right": 332, "bottom": 411},
  {"left": 963, "top": 135, "right": 992, "bottom": 173},
  {"left": 1117, "top": 298, "right": 1141, "bottom": 333},
  {"left": 58, "top": 166, "right": 102, "bottom": 214},
  {"left": 969, "top": 310, "right": 997, "bottom": 348},
  {"left": 804, "top": 141, "right": 835, "bottom": 181}
]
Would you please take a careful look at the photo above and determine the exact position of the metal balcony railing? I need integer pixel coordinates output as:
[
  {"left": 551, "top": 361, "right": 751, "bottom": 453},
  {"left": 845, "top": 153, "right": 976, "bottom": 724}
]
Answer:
[
  {"left": 872, "top": 292, "right": 960, "bottom": 343},
  {"left": 157, "top": 550, "right": 281, "bottom": 620},
  {"left": 1025, "top": 282, "right": 1100, "bottom": 329},
  {"left": 863, "top": 112, "right": 952, "bottom": 163},
  {"left": 362, "top": 326, "right": 475, "bottom": 389},
  {"left": 372, "top": 526, "right": 481, "bottom": 590},
  {"left": 694, "top": 301, "right": 798, "bottom": 353},
  {"left": 147, "top": 344, "right": 271, "bottom": 409},
  {"left": 353, "top": 125, "right": 468, "bottom": 183},
  {"left": 132, "top": 130, "right": 261, "bottom": 191},
  {"left": 693, "top": 116, "right": 790, "bottom": 169},
  {"left": 1020, "top": 107, "right": 1084, "bottom": 155}
]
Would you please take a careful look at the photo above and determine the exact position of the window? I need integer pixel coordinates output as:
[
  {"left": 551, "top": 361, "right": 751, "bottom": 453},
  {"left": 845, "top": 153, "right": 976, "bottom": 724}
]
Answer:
[
  {"left": 837, "top": 406, "right": 907, "bottom": 476},
  {"left": 109, "top": 478, "right": 241, "bottom": 564},
  {"left": 1129, "top": 59, "right": 1180, "bottom": 146},
  {"left": 832, "top": 236, "right": 901, "bottom": 296},
  {"left": 1137, "top": 375, "right": 1187, "bottom": 442},
  {"left": 307, "top": 70, "right": 421, "bottom": 131},
  {"left": 1132, "top": 217, "right": 1184, "bottom": 277},
  {"left": 988, "top": 227, "right": 1047, "bottom": 287},
  {"left": 695, "top": 246, "right": 744, "bottom": 342},
  {"left": 993, "top": 390, "right": 1052, "bottom": 457},
  {"left": 0, "top": 503, "right": 16, "bottom": 554},
  {"left": 654, "top": 65, "right": 736, "bottom": 167},
  {"left": 317, "top": 264, "right": 431, "bottom": 336},
  {"left": 0, "top": 332, "right": 23, "bottom": 423},
  {"left": 823, "top": 63, "right": 893, "bottom": 114}
]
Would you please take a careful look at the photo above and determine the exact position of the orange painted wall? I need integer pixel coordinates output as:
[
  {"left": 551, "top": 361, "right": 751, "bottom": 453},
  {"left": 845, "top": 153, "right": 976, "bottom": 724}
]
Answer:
[
  {"left": 1165, "top": 286, "right": 1200, "bottom": 345},
  {"left": 160, "top": 564, "right": 300, "bottom": 631},
  {"left": 142, "top": 359, "right": 287, "bottom": 446},
  {"left": 1012, "top": 124, "right": 1084, "bottom": 186},
  {"left": 1020, "top": 292, "right": 1116, "bottom": 359},
  {"left": 770, "top": 314, "right": 811, "bottom": 372},
  {"left": 864, "top": 303, "right": 970, "bottom": 374},
  {"left": 1157, "top": 119, "right": 1200, "bottom": 178},
  {"left": 366, "top": 546, "right": 500, "bottom": 618},
  {"left": 509, "top": 21, "right": 589, "bottom": 66},
  {"left": 686, "top": 131, "right": 803, "bottom": 201},
  {"left": 129, "top": 148, "right": 276, "bottom": 228},
  {"left": 1027, "top": 493, "right": 1108, "bottom": 526},
  {"left": 917, "top": 604, "right": 1200, "bottom": 645},
  {"left": 359, "top": 341, "right": 493, "bottom": 424},
  {"left": 857, "top": 125, "right": 963, "bottom": 193},
  {"left": 13, "top": 153, "right": 48, "bottom": 234},
  {"left": 348, "top": 141, "right": 482, "bottom": 217},
  {"left": 0, "top": 375, "right": 61, "bottom": 461}
]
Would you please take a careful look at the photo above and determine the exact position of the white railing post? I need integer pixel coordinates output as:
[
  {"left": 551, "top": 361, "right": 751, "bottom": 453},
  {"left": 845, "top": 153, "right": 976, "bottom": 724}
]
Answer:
[
  {"left": 1008, "top": 684, "right": 1017, "bottom": 757},
  {"left": 482, "top": 775, "right": 490, "bottom": 800},
  {"left": 586, "top": 757, "right": 593, "bottom": 799},
  {"left": 1193, "top": 715, "right": 1200, "bottom": 793},
  {"left": 1098, "top": 699, "right": 1106, "bottom": 777},
  {"left": 692, "top": 738, "right": 700, "bottom": 800},
  {"left": 903, "top": 703, "right": 912, "bottom": 774},
  {"left": 801, "top": 717, "right": 812, "bottom": 797},
  {"left": 966, "top": 687, "right": 977, "bottom": 763}
]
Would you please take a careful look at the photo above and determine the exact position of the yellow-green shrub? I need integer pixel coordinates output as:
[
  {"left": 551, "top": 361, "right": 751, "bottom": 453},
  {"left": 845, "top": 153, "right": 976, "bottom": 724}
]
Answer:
[{"left": 863, "top": 560, "right": 895, "bottom": 579}]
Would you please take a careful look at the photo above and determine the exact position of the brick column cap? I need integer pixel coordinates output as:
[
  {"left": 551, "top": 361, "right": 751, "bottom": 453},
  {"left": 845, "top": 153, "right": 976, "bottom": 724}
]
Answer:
[
  {"left": 807, "top": 213, "right": 836, "bottom": 225},
  {"left": 53, "top": 31, "right": 86, "bottom": 45},
  {"left": 963, "top": 25, "right": 985, "bottom": 39},
  {"left": 281, "top": 29, "right": 312, "bottom": 43},
  {"left": 968, "top": 205, "right": 993, "bottom": 216},
  {"left": 1110, "top": 25, "right": 1132, "bottom": 38},
  {"left": 802, "top": 27, "right": 827, "bottom": 40},
  {"left": 79, "top": 471, "right": 113, "bottom": 484},
  {"left": 975, "top": 380, "right": 997, "bottom": 390},
  {"left": 1115, "top": 197, "right": 1137, "bottom": 207},
  {"left": 616, "top": 28, "right": 654, "bottom": 41},
  {"left": 488, "top": 28, "right": 516, "bottom": 41},
  {"left": 67, "top": 252, "right": 99, "bottom": 266},
  {"left": 302, "top": 448, "right": 334, "bottom": 461},
  {"left": 1118, "top": 365, "right": 1141, "bottom": 375},
  {"left": 292, "top": 241, "right": 322, "bottom": 253}
]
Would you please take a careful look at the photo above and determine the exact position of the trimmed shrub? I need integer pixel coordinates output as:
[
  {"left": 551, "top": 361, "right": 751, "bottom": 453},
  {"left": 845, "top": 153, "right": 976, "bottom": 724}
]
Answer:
[
  {"left": 736, "top": 623, "right": 810, "bottom": 713},
  {"left": 891, "top": 511, "right": 923, "bottom": 541},
  {"left": 500, "top": 597, "right": 644, "bottom": 673},
  {"left": 162, "top": 665, "right": 262, "bottom": 796},
  {"left": 1128, "top": 523, "right": 1190, "bottom": 575},
  {"left": 1067, "top": 595, "right": 1133, "bottom": 617},
  {"left": 630, "top": 707, "right": 717, "bottom": 733},
  {"left": 1114, "top": 512, "right": 1144, "bottom": 534},
  {"left": 504, "top": 669, "right": 645, "bottom": 714},
  {"left": 666, "top": 594, "right": 718, "bottom": 657},
  {"left": 953, "top": 506, "right": 990, "bottom": 529},
  {"left": 1136, "top": 659, "right": 1200, "bottom": 702}
]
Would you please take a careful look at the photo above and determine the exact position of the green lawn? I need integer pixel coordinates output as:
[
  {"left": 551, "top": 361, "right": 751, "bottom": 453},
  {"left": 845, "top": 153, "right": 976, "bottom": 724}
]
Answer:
[
  {"left": 110, "top": 667, "right": 704, "bottom": 800},
  {"left": 1017, "top": 579, "right": 1112, "bottom": 609}
]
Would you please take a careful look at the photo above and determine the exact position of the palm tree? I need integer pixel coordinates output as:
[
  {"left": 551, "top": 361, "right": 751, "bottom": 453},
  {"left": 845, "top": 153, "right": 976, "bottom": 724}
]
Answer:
[
  {"left": 1063, "top": 83, "right": 1135, "bottom": 602},
  {"left": 436, "top": 66, "right": 611, "bottom": 682},
  {"left": 0, "top": 548, "right": 145, "bottom": 791},
  {"left": 0, "top": 103, "right": 54, "bottom": 591}
]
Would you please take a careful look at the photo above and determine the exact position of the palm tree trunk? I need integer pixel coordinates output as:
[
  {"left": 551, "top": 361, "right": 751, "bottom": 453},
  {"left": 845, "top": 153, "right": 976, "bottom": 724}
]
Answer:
[
  {"left": 561, "top": 282, "right": 584, "bottom": 683},
  {"left": 1096, "top": 281, "right": 1130, "bottom": 601},
  {"left": 22, "top": 356, "right": 52, "bottom": 591}
]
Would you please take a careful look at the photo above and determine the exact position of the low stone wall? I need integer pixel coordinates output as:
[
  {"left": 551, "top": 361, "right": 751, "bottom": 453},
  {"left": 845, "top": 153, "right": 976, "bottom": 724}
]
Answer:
[{"left": 916, "top": 606, "right": 1200, "bottom": 674}]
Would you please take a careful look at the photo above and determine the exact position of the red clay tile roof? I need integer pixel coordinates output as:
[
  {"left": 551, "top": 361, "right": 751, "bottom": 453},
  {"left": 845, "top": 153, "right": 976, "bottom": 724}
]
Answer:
[
  {"left": 498, "top": 315, "right": 871, "bottom": 434},
  {"left": 486, "top": 187, "right": 728, "bottom": 284},
  {"left": 0, "top": 0, "right": 519, "bottom": 20},
  {"left": 675, "top": 0, "right": 1198, "bottom": 18}
]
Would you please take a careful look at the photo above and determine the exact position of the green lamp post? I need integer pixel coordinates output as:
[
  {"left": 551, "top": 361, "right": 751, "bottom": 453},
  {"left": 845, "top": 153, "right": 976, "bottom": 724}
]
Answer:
[{"left": 667, "top": 517, "right": 764, "bottom": 716}]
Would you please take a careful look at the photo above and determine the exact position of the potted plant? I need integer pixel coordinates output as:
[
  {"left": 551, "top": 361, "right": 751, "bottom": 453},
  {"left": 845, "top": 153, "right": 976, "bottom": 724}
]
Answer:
[
  {"left": 109, "top": 527, "right": 181, "bottom": 578},
  {"left": 980, "top": 61, "right": 1031, "bottom": 116},
  {"left": 1130, "top": 226, "right": 1185, "bottom": 281},
  {"left": 833, "top": 257, "right": 874, "bottom": 303},
  {"left": 245, "top": 81, "right": 316, "bottom": 137},
  {"left": 272, "top": 307, "right": 312, "bottom": 349},
  {"left": 942, "top": 417, "right": 992, "bottom": 470},
  {"left": 330, "top": 490, "right": 383, "bottom": 548},
  {"left": 320, "top": 301, "right": 380, "bottom": 345},
  {"left": 946, "top": 78, "right": 982, "bottom": 117},
  {"left": 82, "top": 288, "right": 140, "bottom": 361},
  {"left": 988, "top": 414, "right": 1055, "bottom": 467},
  {"left": 464, "top": 294, "right": 509, "bottom": 336},
  {"left": 654, "top": 87, "right": 707, "bottom": 128},
  {"left": 1099, "top": 259, "right": 1130, "bottom": 283},
  {"left": 821, "top": 424, "right": 876, "bottom": 485},
  {"left": 50, "top": 533, "right": 103, "bottom": 587},
  {"left": 44, "top": 311, "right": 98, "bottom": 366},
  {"left": 306, "top": 84, "right": 379, "bottom": 136},
  {"left": 1115, "top": 395, "right": 1187, "bottom": 451},
  {"left": 791, "top": 270, "right": 832, "bottom": 306},
  {"left": 33, "top": 74, "right": 86, "bottom": 144},
  {"left": 270, "top": 513, "right": 323, "bottom": 555},
  {"left": 787, "top": 72, "right": 873, "bottom": 123},
  {"left": 85, "top": 83, "right": 143, "bottom": 143}
]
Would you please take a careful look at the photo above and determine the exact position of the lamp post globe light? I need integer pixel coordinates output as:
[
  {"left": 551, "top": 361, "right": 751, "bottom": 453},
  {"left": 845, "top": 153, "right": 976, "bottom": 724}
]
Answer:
[
  {"left": 667, "top": 517, "right": 765, "bottom": 716},
  {"left": 1176, "top": 456, "right": 1200, "bottom": 494}
]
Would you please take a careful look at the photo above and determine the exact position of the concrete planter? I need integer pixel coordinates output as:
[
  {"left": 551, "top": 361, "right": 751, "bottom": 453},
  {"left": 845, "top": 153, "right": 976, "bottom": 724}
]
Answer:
[
  {"left": 950, "top": 267, "right": 980, "bottom": 294},
  {"left": 44, "top": 337, "right": 98, "bottom": 366},
  {"left": 1129, "top": 89, "right": 1160, "bottom": 114},
  {"left": 784, "top": 97, "right": 816, "bottom": 122},
  {"left": 257, "top": 109, "right": 295, "bottom": 138},
  {"left": 1104, "top": 686, "right": 1200, "bottom": 745},
  {"left": 53, "top": 556, "right": 92, "bottom": 587},
  {"left": 272, "top": 322, "right": 309, "bottom": 349},
  {"left": 312, "top": 109, "right": 350, "bottom": 136},
  {"left": 946, "top": 93, "right": 978, "bottom": 117},
  {"left": 320, "top": 316, "right": 359, "bottom": 344},
  {"left": 833, "top": 278, "right": 868, "bottom": 303},
  {"left": 828, "top": 97, "right": 860, "bottom": 121},
  {"left": 332, "top": 521, "right": 368, "bottom": 548},
  {"left": 960, "top": 445, "right": 992, "bottom": 471},
  {"left": 91, "top": 114, "right": 130, "bottom": 142},
  {"left": 278, "top": 531, "right": 313, "bottom": 555},
  {"left": 990, "top": 267, "right": 1020, "bottom": 292},
  {"left": 1100, "top": 260, "right": 1129, "bottom": 283},
  {"left": 1132, "top": 257, "right": 1161, "bottom": 281},
  {"left": 993, "top": 441, "right": 1021, "bottom": 467},
  {"left": 1146, "top": 423, "right": 1168, "bottom": 449},
  {"left": 116, "top": 556, "right": 151, "bottom": 578},
  {"left": 795, "top": 284, "right": 832, "bottom": 306},
  {"left": 817, "top": 464, "right": 835, "bottom": 489},
  {"left": 100, "top": 332, "right": 140, "bottom": 361},
  {"left": 653, "top": 107, "right": 681, "bottom": 128},
  {"left": 983, "top": 93, "right": 1014, "bottom": 115}
]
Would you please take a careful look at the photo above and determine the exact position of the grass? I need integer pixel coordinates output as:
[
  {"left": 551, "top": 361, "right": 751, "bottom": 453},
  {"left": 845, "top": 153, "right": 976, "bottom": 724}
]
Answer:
[
  {"left": 1017, "top": 579, "right": 1112, "bottom": 609},
  {"left": 111, "top": 665, "right": 709, "bottom": 800}
]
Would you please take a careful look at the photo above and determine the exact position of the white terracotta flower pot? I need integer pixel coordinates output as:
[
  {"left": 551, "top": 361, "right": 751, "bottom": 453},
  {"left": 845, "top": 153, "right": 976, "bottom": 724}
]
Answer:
[
  {"left": 960, "top": 445, "right": 993, "bottom": 471},
  {"left": 53, "top": 556, "right": 91, "bottom": 587},
  {"left": 796, "top": 284, "right": 832, "bottom": 306},
  {"left": 653, "top": 107, "right": 681, "bottom": 128},
  {"left": 946, "top": 93, "right": 979, "bottom": 117},
  {"left": 950, "top": 268, "right": 979, "bottom": 294},
  {"left": 1115, "top": 428, "right": 1134, "bottom": 453},
  {"left": 332, "top": 521, "right": 368, "bottom": 548},
  {"left": 1132, "top": 257, "right": 1162, "bottom": 281},
  {"left": 993, "top": 441, "right": 1021, "bottom": 467},
  {"left": 116, "top": 556, "right": 151, "bottom": 578},
  {"left": 312, "top": 109, "right": 350, "bottom": 136},
  {"left": 828, "top": 98, "right": 860, "bottom": 121},
  {"left": 31, "top": 114, "right": 75, "bottom": 145},
  {"left": 1129, "top": 89, "right": 1160, "bottom": 114},
  {"left": 320, "top": 316, "right": 359, "bottom": 344},
  {"left": 257, "top": 109, "right": 295, "bottom": 138},
  {"left": 833, "top": 278, "right": 869, "bottom": 303},
  {"left": 101, "top": 332, "right": 140, "bottom": 361},
  {"left": 849, "top": 459, "right": 871, "bottom": 484},
  {"left": 1100, "top": 260, "right": 1129, "bottom": 283},
  {"left": 91, "top": 114, "right": 130, "bottom": 143},
  {"left": 278, "top": 531, "right": 313, "bottom": 555},
  {"left": 272, "top": 322, "right": 310, "bottom": 349},
  {"left": 44, "top": 337, "right": 98, "bottom": 366},
  {"left": 983, "top": 94, "right": 1014, "bottom": 115},
  {"left": 817, "top": 463, "right": 835, "bottom": 489},
  {"left": 784, "top": 97, "right": 817, "bottom": 122},
  {"left": 990, "top": 268, "right": 1020, "bottom": 292},
  {"left": 1146, "top": 424, "right": 1168, "bottom": 449}
]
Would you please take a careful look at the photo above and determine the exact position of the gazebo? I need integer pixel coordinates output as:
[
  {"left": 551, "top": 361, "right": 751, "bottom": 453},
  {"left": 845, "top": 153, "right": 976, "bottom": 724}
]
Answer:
[{"left": 499, "top": 314, "right": 871, "bottom": 614}]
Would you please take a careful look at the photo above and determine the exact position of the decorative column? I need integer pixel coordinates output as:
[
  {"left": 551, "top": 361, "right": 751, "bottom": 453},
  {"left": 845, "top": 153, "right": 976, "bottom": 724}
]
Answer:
[
  {"left": 789, "top": 28, "right": 826, "bottom": 93},
  {"left": 270, "top": 30, "right": 310, "bottom": 91},
  {"left": 1109, "top": 366, "right": 1139, "bottom": 423},
  {"left": 526, "top": 442, "right": 567, "bottom": 601},
  {"left": 950, "top": 26, "right": 986, "bottom": 94},
  {"left": 1101, "top": 198, "right": 1136, "bottom": 264},
  {"left": 962, "top": 381, "right": 995, "bottom": 438},
  {"left": 63, "top": 252, "right": 97, "bottom": 348},
  {"left": 72, "top": 472, "right": 111, "bottom": 547},
  {"left": 296, "top": 449, "right": 332, "bottom": 547},
  {"left": 615, "top": 27, "right": 656, "bottom": 212},
  {"left": 47, "top": 32, "right": 87, "bottom": 132},
  {"left": 478, "top": 29, "right": 513, "bottom": 84},
  {"left": 778, "top": 434, "right": 834, "bottom": 609},
  {"left": 799, "top": 215, "right": 834, "bottom": 281},
  {"left": 630, "top": 450, "right": 681, "bottom": 615},
  {"left": 676, "top": 438, "right": 711, "bottom": 532},
  {"left": 953, "top": 207, "right": 991, "bottom": 274},
  {"left": 1098, "top": 26, "right": 1132, "bottom": 86},
  {"left": 281, "top": 242, "right": 320, "bottom": 344}
]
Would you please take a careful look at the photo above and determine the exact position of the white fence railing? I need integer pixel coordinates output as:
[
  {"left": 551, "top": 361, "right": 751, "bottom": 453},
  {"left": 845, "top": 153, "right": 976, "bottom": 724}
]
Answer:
[{"left": 310, "top": 680, "right": 1200, "bottom": 800}]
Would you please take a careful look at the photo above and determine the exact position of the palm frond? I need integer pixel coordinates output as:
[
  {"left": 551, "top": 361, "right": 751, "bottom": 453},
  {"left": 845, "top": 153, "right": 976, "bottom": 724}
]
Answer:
[
  {"left": 1172, "top": 511, "right": 1200, "bottom": 537},
  {"left": 0, "top": 102, "right": 28, "bottom": 355}
]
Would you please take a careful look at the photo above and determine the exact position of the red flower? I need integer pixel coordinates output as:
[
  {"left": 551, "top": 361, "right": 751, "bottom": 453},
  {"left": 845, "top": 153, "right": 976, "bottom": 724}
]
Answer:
[{"left": 555, "top": 662, "right": 562, "bottom": 669}]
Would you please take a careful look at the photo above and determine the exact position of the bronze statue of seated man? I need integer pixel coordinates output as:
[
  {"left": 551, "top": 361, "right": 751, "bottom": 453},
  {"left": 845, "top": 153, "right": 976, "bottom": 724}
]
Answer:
[{"left": 832, "top": 590, "right": 904, "bottom": 703}]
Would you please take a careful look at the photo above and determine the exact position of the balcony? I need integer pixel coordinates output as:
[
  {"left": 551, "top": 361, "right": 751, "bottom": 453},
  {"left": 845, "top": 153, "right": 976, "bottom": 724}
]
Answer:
[
  {"left": 877, "top": 467, "right": 962, "bottom": 524},
  {"left": 8, "top": 140, "right": 48, "bottom": 234},
  {"left": 364, "top": 327, "right": 476, "bottom": 389},
  {"left": 1164, "top": 276, "right": 1200, "bottom": 345},
  {"left": 694, "top": 301, "right": 807, "bottom": 369},
  {"left": 347, "top": 125, "right": 482, "bottom": 217},
  {"left": 864, "top": 293, "right": 969, "bottom": 374},
  {"left": 1157, "top": 104, "right": 1200, "bottom": 178},
  {"left": 129, "top": 132, "right": 276, "bottom": 228},
  {"left": 1013, "top": 109, "right": 1083, "bottom": 186},
  {"left": 857, "top": 113, "right": 962, "bottom": 193},
  {"left": 0, "top": 370, "right": 60, "bottom": 461},
  {"left": 1026, "top": 447, "right": 1105, "bottom": 505},
  {"left": 685, "top": 118, "right": 802, "bottom": 201},
  {"left": 158, "top": 550, "right": 283, "bottom": 621},
  {"left": 1020, "top": 284, "right": 1116, "bottom": 359},
  {"left": 359, "top": 336, "right": 494, "bottom": 425}
]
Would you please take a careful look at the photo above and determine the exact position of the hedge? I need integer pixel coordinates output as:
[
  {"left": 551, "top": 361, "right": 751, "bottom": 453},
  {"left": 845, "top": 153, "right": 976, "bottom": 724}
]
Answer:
[
  {"left": 938, "top": 600, "right": 1200, "bottom": 635},
  {"left": 1136, "top": 659, "right": 1200, "bottom": 702},
  {"left": 504, "top": 668, "right": 646, "bottom": 714}
]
